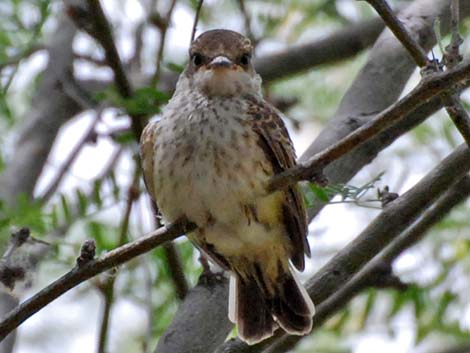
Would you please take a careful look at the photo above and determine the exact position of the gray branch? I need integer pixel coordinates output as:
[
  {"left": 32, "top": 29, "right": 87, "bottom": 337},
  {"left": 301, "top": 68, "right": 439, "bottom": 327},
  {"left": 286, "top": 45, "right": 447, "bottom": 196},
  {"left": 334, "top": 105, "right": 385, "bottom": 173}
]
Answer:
[
  {"left": 263, "top": 174, "right": 470, "bottom": 353},
  {"left": 0, "top": 15, "right": 78, "bottom": 353},
  {"left": 254, "top": 18, "right": 384, "bottom": 81},
  {"left": 0, "top": 17, "right": 79, "bottom": 210},
  {"left": 216, "top": 145, "right": 470, "bottom": 353},
  {"left": 305, "top": 0, "right": 470, "bottom": 221}
]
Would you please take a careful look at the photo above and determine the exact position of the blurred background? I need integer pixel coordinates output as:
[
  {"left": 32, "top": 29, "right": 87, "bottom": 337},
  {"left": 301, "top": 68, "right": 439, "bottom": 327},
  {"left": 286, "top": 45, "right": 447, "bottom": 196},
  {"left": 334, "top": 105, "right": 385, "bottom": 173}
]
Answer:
[{"left": 0, "top": 0, "right": 470, "bottom": 352}]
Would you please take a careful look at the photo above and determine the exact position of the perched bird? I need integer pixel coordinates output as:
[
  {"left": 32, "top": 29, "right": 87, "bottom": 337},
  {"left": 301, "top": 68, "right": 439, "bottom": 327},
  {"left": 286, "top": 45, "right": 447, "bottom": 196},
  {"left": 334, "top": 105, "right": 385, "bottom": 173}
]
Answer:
[{"left": 140, "top": 29, "right": 314, "bottom": 344}]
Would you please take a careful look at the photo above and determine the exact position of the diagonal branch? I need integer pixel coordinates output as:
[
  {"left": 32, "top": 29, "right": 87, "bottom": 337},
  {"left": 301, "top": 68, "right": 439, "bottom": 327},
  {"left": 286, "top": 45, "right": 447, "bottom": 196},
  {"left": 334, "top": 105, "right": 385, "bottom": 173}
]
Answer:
[
  {"left": 263, "top": 175, "right": 470, "bottom": 353},
  {"left": 364, "top": 0, "right": 470, "bottom": 145},
  {"left": 443, "top": 0, "right": 463, "bottom": 67},
  {"left": 72, "top": 0, "right": 190, "bottom": 299},
  {"left": 269, "top": 58, "right": 470, "bottom": 191},
  {"left": 83, "top": 0, "right": 132, "bottom": 98},
  {"left": 191, "top": 0, "right": 204, "bottom": 44},
  {"left": 151, "top": 0, "right": 177, "bottom": 85},
  {"left": 365, "top": 0, "right": 429, "bottom": 66},
  {"left": 0, "top": 219, "right": 194, "bottom": 342},
  {"left": 79, "top": 0, "right": 145, "bottom": 139},
  {"left": 215, "top": 144, "right": 470, "bottom": 353}
]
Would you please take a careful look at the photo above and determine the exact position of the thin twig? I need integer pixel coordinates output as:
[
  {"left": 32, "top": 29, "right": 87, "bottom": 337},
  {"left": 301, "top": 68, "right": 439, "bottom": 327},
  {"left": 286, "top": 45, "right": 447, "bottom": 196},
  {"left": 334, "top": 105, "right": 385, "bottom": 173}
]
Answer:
[
  {"left": 85, "top": 0, "right": 189, "bottom": 301},
  {"left": 97, "top": 282, "right": 114, "bottom": 353},
  {"left": 190, "top": 0, "right": 204, "bottom": 44},
  {"left": 152, "top": 0, "right": 177, "bottom": 85},
  {"left": 141, "top": 255, "right": 154, "bottom": 353},
  {"left": 0, "top": 45, "right": 44, "bottom": 71},
  {"left": 74, "top": 53, "right": 108, "bottom": 67},
  {"left": 83, "top": 0, "right": 146, "bottom": 140},
  {"left": 444, "top": 0, "right": 463, "bottom": 68},
  {"left": 0, "top": 219, "right": 194, "bottom": 341},
  {"left": 364, "top": 0, "right": 470, "bottom": 146},
  {"left": 366, "top": 0, "right": 429, "bottom": 66},
  {"left": 236, "top": 0, "right": 255, "bottom": 44},
  {"left": 96, "top": 165, "right": 141, "bottom": 353},
  {"left": 162, "top": 243, "right": 189, "bottom": 300},
  {"left": 85, "top": 0, "right": 132, "bottom": 98},
  {"left": 39, "top": 111, "right": 102, "bottom": 203},
  {"left": 150, "top": 201, "right": 189, "bottom": 300},
  {"left": 268, "top": 58, "right": 470, "bottom": 191}
]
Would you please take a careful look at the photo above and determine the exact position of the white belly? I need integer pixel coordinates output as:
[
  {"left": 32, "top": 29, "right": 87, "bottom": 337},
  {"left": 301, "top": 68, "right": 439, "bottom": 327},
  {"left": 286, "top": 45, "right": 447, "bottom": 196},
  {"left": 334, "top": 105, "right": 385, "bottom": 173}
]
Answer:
[{"left": 153, "top": 98, "right": 269, "bottom": 222}]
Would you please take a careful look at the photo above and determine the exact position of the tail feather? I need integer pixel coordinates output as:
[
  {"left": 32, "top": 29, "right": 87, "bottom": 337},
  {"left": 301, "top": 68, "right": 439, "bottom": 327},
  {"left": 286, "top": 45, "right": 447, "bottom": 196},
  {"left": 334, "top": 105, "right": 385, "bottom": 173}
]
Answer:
[
  {"left": 230, "top": 275, "right": 276, "bottom": 344},
  {"left": 271, "top": 297, "right": 312, "bottom": 333},
  {"left": 229, "top": 267, "right": 315, "bottom": 345},
  {"left": 271, "top": 268, "right": 314, "bottom": 335}
]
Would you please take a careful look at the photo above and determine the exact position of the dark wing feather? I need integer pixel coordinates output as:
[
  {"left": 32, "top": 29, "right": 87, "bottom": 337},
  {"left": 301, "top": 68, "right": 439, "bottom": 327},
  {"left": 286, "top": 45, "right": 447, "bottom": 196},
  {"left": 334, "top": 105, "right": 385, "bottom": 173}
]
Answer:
[
  {"left": 246, "top": 97, "right": 309, "bottom": 271},
  {"left": 140, "top": 122, "right": 158, "bottom": 202}
]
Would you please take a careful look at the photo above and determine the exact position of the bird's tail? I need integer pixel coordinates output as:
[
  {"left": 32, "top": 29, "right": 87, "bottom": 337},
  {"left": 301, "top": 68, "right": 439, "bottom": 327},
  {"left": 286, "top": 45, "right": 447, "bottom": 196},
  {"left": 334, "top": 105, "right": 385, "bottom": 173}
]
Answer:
[{"left": 229, "top": 266, "right": 315, "bottom": 345}]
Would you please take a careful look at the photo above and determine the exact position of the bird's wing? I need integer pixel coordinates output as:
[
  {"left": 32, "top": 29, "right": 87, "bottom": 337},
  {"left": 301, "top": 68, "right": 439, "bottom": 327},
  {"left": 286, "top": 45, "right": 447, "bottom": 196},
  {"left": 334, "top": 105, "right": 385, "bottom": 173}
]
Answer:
[
  {"left": 140, "top": 122, "right": 158, "bottom": 202},
  {"left": 246, "top": 97, "right": 309, "bottom": 271}
]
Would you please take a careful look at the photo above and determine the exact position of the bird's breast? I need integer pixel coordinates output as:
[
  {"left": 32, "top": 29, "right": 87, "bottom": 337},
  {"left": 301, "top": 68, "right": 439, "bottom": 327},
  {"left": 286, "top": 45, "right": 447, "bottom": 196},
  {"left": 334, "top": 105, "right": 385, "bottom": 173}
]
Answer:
[{"left": 152, "top": 98, "right": 273, "bottom": 228}]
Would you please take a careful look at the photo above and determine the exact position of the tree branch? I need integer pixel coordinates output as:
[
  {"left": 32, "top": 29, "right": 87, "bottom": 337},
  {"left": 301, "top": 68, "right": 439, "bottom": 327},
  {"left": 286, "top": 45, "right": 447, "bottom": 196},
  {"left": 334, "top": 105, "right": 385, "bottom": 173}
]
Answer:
[
  {"left": 0, "top": 15, "right": 79, "bottom": 209},
  {"left": 254, "top": 18, "right": 384, "bottom": 81},
  {"left": 262, "top": 175, "right": 470, "bottom": 353},
  {"left": 364, "top": 0, "right": 470, "bottom": 145},
  {"left": 215, "top": 144, "right": 470, "bottom": 353},
  {"left": 427, "top": 345, "right": 470, "bottom": 353},
  {"left": 151, "top": 0, "right": 177, "bottom": 85},
  {"left": 162, "top": 243, "right": 189, "bottom": 300},
  {"left": 0, "top": 15, "right": 79, "bottom": 353},
  {"left": 83, "top": 0, "right": 132, "bottom": 98},
  {"left": 268, "top": 58, "right": 470, "bottom": 191},
  {"left": 0, "top": 219, "right": 195, "bottom": 341},
  {"left": 39, "top": 110, "right": 101, "bottom": 203},
  {"left": 191, "top": 0, "right": 204, "bottom": 44},
  {"left": 365, "top": 0, "right": 429, "bottom": 66},
  {"left": 72, "top": 0, "right": 190, "bottom": 300}
]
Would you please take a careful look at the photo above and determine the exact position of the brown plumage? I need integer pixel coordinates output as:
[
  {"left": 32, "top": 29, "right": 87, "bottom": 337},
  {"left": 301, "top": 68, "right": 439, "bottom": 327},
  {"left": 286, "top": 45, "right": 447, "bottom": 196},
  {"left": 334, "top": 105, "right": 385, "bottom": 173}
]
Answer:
[{"left": 140, "top": 29, "right": 314, "bottom": 344}]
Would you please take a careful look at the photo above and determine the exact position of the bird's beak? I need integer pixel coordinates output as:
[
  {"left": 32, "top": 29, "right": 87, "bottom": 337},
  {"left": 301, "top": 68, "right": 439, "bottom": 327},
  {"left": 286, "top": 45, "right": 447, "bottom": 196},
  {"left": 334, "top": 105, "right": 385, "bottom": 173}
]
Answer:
[{"left": 208, "top": 56, "right": 233, "bottom": 69}]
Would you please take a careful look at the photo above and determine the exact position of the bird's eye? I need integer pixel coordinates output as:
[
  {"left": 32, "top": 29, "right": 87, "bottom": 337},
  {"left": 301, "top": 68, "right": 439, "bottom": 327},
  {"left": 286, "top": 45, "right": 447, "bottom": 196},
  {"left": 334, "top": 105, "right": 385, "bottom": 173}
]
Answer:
[
  {"left": 240, "top": 53, "right": 251, "bottom": 66},
  {"left": 192, "top": 53, "right": 203, "bottom": 66}
]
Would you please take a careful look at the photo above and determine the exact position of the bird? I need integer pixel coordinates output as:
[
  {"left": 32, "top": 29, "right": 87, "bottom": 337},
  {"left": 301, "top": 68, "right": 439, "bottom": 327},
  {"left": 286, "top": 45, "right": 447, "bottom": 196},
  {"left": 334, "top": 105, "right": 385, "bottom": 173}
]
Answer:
[{"left": 140, "top": 29, "right": 314, "bottom": 344}]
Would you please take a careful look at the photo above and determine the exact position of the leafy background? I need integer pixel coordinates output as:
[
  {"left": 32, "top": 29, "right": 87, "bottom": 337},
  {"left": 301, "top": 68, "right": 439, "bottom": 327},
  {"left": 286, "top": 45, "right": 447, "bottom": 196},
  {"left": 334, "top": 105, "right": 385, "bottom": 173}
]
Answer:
[{"left": 1, "top": 0, "right": 470, "bottom": 352}]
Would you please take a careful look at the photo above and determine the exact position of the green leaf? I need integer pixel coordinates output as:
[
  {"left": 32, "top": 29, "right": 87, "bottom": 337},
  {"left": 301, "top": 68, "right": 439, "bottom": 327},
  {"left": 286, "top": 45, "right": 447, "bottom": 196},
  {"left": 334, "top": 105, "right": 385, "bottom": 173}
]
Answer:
[
  {"left": 87, "top": 221, "right": 115, "bottom": 251},
  {"left": 50, "top": 204, "right": 59, "bottom": 228},
  {"left": 60, "top": 194, "right": 71, "bottom": 223},
  {"left": 76, "top": 189, "right": 88, "bottom": 216},
  {"left": 358, "top": 289, "right": 376, "bottom": 329},
  {"left": 113, "top": 130, "right": 135, "bottom": 145},
  {"left": 122, "top": 87, "right": 170, "bottom": 116},
  {"left": 93, "top": 180, "right": 103, "bottom": 207},
  {"left": 309, "top": 184, "right": 330, "bottom": 202},
  {"left": 434, "top": 291, "right": 456, "bottom": 325},
  {"left": 166, "top": 62, "right": 184, "bottom": 73}
]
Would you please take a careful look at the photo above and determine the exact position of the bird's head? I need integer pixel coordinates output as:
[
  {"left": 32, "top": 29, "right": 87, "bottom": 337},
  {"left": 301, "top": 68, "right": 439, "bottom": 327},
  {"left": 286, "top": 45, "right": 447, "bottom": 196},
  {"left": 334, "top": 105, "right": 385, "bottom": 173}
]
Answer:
[{"left": 183, "top": 29, "right": 262, "bottom": 97}]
